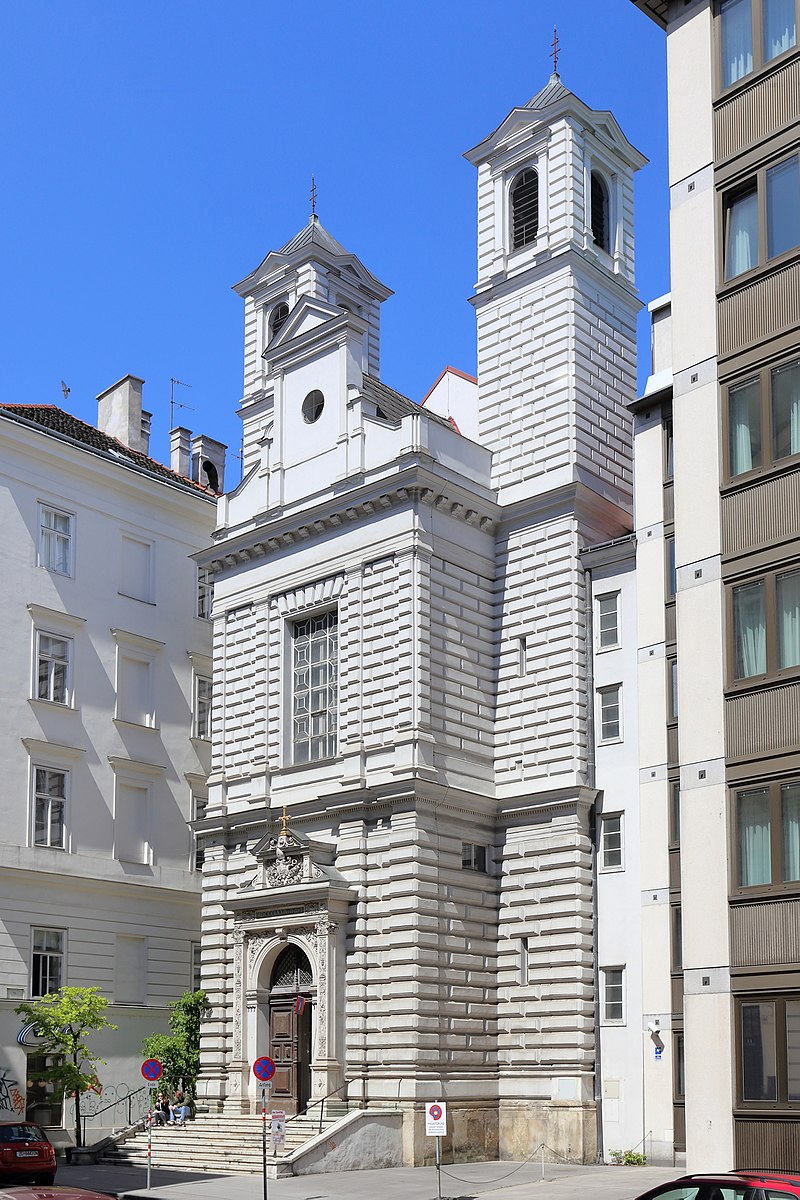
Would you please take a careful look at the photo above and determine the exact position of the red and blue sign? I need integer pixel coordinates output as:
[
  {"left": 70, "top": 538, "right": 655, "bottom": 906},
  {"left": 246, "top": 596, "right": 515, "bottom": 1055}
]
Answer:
[
  {"left": 253, "top": 1056, "right": 276, "bottom": 1082},
  {"left": 141, "top": 1058, "right": 163, "bottom": 1082},
  {"left": 428, "top": 1103, "right": 443, "bottom": 1121}
]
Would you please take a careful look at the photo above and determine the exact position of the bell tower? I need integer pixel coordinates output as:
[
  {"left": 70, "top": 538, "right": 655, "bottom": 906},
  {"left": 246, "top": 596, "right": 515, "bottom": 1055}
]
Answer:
[{"left": 465, "top": 72, "right": 646, "bottom": 512}]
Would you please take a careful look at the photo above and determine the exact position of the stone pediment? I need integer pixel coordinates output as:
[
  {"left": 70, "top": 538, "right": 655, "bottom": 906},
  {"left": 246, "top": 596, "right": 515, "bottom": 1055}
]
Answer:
[{"left": 247, "top": 822, "right": 348, "bottom": 891}]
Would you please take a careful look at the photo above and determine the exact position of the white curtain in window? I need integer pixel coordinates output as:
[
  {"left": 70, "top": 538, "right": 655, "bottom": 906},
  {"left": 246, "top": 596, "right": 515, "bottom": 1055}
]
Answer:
[
  {"left": 763, "top": 0, "right": 797, "bottom": 60},
  {"left": 777, "top": 571, "right": 800, "bottom": 669},
  {"left": 722, "top": 0, "right": 754, "bottom": 85},
  {"left": 739, "top": 790, "right": 772, "bottom": 886},
  {"left": 733, "top": 581, "right": 767, "bottom": 677},
  {"left": 726, "top": 189, "right": 759, "bottom": 278},
  {"left": 772, "top": 360, "right": 800, "bottom": 461},
  {"left": 782, "top": 783, "right": 800, "bottom": 883},
  {"left": 729, "top": 378, "right": 761, "bottom": 474}
]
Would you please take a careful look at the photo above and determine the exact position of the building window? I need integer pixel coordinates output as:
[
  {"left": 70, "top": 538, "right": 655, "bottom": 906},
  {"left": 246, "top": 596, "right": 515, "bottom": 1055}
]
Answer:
[
  {"left": 35, "top": 632, "right": 71, "bottom": 705},
  {"left": 31, "top": 929, "right": 64, "bottom": 997},
  {"left": 518, "top": 635, "right": 530, "bottom": 675},
  {"left": 38, "top": 505, "right": 73, "bottom": 576},
  {"left": 602, "top": 967, "right": 625, "bottom": 1023},
  {"left": 668, "top": 657, "right": 679, "bottom": 721},
  {"left": 727, "top": 358, "right": 800, "bottom": 478},
  {"left": 671, "top": 780, "right": 681, "bottom": 847},
  {"left": 269, "top": 302, "right": 289, "bottom": 340},
  {"left": 120, "top": 535, "right": 154, "bottom": 603},
  {"left": 461, "top": 843, "right": 488, "bottom": 872},
  {"left": 598, "top": 685, "right": 622, "bottom": 742},
  {"left": 737, "top": 995, "right": 800, "bottom": 1108},
  {"left": 735, "top": 777, "right": 800, "bottom": 892},
  {"left": 114, "top": 781, "right": 151, "bottom": 865},
  {"left": 731, "top": 569, "right": 800, "bottom": 681},
  {"left": 674, "top": 1031, "right": 686, "bottom": 1100},
  {"left": 192, "top": 943, "right": 202, "bottom": 992},
  {"left": 664, "top": 418, "right": 674, "bottom": 481},
  {"left": 117, "top": 655, "right": 155, "bottom": 727},
  {"left": 194, "top": 675, "right": 212, "bottom": 740},
  {"left": 191, "top": 793, "right": 207, "bottom": 871},
  {"left": 724, "top": 153, "right": 800, "bottom": 280},
  {"left": 597, "top": 592, "right": 621, "bottom": 650},
  {"left": 600, "top": 813, "right": 623, "bottom": 871},
  {"left": 720, "top": 0, "right": 797, "bottom": 89},
  {"left": 197, "top": 565, "right": 214, "bottom": 619},
  {"left": 114, "top": 935, "right": 147, "bottom": 1005},
  {"left": 591, "top": 171, "right": 611, "bottom": 252},
  {"left": 519, "top": 936, "right": 530, "bottom": 986},
  {"left": 672, "top": 905, "right": 683, "bottom": 971},
  {"left": 511, "top": 168, "right": 539, "bottom": 250},
  {"left": 302, "top": 389, "right": 325, "bottom": 424},
  {"left": 666, "top": 536, "right": 677, "bottom": 600},
  {"left": 292, "top": 610, "right": 338, "bottom": 763},
  {"left": 33, "top": 767, "right": 67, "bottom": 850}
]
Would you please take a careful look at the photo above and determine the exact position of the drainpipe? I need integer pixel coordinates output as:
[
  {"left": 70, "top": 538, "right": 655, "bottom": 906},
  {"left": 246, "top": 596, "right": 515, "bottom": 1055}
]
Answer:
[{"left": 583, "top": 562, "right": 604, "bottom": 1163}]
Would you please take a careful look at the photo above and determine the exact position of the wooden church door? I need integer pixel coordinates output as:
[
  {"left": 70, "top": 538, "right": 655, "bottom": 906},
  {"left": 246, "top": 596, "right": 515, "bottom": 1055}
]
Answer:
[{"left": 268, "top": 945, "right": 313, "bottom": 1114}]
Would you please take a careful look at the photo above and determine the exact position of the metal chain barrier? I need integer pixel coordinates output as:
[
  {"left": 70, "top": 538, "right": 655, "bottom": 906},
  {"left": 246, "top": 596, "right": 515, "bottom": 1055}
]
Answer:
[{"left": 439, "top": 1139, "right": 581, "bottom": 1187}]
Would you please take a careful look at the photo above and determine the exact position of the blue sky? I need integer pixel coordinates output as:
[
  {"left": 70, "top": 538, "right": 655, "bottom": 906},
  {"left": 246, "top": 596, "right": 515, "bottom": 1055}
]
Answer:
[{"left": 0, "top": 2, "right": 668, "bottom": 479}]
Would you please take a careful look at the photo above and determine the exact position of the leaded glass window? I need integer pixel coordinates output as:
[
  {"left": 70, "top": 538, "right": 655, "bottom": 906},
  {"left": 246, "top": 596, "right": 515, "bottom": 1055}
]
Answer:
[{"left": 292, "top": 611, "right": 338, "bottom": 764}]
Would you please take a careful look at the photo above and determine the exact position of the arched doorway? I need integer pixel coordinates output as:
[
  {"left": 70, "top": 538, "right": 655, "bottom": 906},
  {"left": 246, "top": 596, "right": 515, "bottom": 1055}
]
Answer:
[{"left": 268, "top": 944, "right": 313, "bottom": 1114}]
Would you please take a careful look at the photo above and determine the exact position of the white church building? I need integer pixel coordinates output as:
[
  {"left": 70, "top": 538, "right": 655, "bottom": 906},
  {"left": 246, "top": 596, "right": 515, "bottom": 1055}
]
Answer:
[{"left": 196, "top": 72, "right": 647, "bottom": 1165}]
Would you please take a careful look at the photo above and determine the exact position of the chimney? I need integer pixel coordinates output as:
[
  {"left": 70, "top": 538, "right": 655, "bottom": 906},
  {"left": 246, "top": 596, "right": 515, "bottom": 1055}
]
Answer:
[
  {"left": 191, "top": 434, "right": 227, "bottom": 494},
  {"left": 170, "top": 427, "right": 192, "bottom": 478},
  {"left": 97, "top": 375, "right": 147, "bottom": 451}
]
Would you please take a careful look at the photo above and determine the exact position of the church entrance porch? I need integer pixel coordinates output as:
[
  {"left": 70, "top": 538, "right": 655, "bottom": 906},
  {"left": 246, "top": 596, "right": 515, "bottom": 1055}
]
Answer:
[{"left": 267, "top": 945, "right": 313, "bottom": 1115}]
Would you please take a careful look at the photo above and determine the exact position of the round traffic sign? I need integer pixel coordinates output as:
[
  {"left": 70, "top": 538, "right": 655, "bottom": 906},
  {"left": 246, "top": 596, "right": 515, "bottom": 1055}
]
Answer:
[
  {"left": 253, "top": 1056, "right": 276, "bottom": 1081},
  {"left": 429, "top": 1103, "right": 442, "bottom": 1120},
  {"left": 141, "top": 1058, "right": 163, "bottom": 1082}
]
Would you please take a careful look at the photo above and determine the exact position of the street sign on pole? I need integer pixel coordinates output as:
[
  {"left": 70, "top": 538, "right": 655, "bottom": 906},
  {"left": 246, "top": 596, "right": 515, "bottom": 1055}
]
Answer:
[
  {"left": 425, "top": 1102, "right": 447, "bottom": 1200},
  {"left": 253, "top": 1058, "right": 275, "bottom": 1200},
  {"left": 141, "top": 1058, "right": 163, "bottom": 1082},
  {"left": 140, "top": 1060, "right": 162, "bottom": 1194},
  {"left": 271, "top": 1109, "right": 286, "bottom": 1146}
]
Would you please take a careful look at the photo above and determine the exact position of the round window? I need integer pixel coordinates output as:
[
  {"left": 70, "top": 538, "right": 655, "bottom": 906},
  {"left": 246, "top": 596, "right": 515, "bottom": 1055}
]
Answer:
[{"left": 302, "top": 389, "right": 325, "bottom": 424}]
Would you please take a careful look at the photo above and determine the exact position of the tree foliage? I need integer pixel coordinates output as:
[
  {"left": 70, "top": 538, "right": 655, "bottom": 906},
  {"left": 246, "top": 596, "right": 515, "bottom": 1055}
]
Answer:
[
  {"left": 142, "top": 989, "right": 209, "bottom": 1098},
  {"left": 15, "top": 987, "right": 117, "bottom": 1147}
]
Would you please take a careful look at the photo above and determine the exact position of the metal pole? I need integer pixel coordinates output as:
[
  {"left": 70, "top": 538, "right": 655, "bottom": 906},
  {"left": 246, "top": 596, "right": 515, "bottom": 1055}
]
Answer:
[
  {"left": 435, "top": 1133, "right": 442, "bottom": 1200},
  {"left": 262, "top": 1084, "right": 269, "bottom": 1200},
  {"left": 147, "top": 1086, "right": 153, "bottom": 1192}
]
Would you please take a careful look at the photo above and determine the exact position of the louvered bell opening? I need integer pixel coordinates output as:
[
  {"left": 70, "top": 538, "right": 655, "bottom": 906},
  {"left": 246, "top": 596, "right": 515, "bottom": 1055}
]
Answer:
[
  {"left": 512, "top": 169, "right": 539, "bottom": 250},
  {"left": 270, "top": 302, "right": 290, "bottom": 339},
  {"left": 591, "top": 173, "right": 610, "bottom": 253}
]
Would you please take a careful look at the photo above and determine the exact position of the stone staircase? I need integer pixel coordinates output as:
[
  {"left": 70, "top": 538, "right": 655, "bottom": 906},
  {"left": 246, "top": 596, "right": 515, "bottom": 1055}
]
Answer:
[{"left": 100, "top": 1103, "right": 350, "bottom": 1176}]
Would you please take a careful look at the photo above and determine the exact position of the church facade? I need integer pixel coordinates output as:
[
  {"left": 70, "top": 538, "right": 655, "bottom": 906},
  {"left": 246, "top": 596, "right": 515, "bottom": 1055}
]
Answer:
[{"left": 196, "top": 75, "right": 646, "bottom": 1164}]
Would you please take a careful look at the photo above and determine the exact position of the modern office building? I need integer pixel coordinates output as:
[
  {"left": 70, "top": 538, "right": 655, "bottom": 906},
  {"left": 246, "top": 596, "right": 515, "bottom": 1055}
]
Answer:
[{"left": 632, "top": 0, "right": 800, "bottom": 1170}]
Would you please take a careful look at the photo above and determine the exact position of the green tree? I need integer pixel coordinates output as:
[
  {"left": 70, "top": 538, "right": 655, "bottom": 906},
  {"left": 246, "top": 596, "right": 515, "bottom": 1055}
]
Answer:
[
  {"left": 15, "top": 986, "right": 117, "bottom": 1147},
  {"left": 142, "top": 990, "right": 209, "bottom": 1099}
]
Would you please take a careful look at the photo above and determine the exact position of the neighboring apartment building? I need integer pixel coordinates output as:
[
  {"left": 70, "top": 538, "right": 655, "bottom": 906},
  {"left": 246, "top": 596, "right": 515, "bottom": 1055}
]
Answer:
[
  {"left": 195, "top": 74, "right": 646, "bottom": 1165},
  {"left": 0, "top": 376, "right": 222, "bottom": 1141},
  {"left": 632, "top": 0, "right": 800, "bottom": 1171}
]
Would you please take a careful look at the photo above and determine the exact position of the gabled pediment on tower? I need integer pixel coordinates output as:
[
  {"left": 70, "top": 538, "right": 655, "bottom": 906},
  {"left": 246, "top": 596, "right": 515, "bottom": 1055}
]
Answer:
[{"left": 263, "top": 294, "right": 359, "bottom": 359}]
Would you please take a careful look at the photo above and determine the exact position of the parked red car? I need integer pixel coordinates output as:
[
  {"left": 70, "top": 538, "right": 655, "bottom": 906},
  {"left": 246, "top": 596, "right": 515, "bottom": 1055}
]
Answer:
[
  {"left": 0, "top": 1123, "right": 56, "bottom": 1187},
  {"left": 635, "top": 1173, "right": 800, "bottom": 1200}
]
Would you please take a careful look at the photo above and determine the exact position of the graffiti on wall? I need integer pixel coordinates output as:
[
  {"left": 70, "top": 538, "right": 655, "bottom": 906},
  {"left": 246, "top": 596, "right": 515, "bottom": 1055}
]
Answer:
[{"left": 0, "top": 1068, "right": 25, "bottom": 1116}]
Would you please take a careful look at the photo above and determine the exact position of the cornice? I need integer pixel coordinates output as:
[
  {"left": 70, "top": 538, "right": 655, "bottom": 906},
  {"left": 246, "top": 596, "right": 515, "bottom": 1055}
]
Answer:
[{"left": 200, "top": 467, "right": 498, "bottom": 574}]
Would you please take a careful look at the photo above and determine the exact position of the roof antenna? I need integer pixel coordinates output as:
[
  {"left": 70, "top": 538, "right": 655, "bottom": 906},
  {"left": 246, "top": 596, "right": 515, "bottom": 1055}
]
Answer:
[
  {"left": 169, "top": 377, "right": 194, "bottom": 428},
  {"left": 310, "top": 174, "right": 317, "bottom": 221},
  {"left": 551, "top": 24, "right": 560, "bottom": 76}
]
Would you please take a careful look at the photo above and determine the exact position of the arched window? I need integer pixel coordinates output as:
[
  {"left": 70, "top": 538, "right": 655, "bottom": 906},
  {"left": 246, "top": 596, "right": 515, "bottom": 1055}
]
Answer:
[
  {"left": 591, "top": 172, "right": 611, "bottom": 253},
  {"left": 511, "top": 168, "right": 539, "bottom": 250},
  {"left": 269, "top": 302, "right": 289, "bottom": 340},
  {"left": 270, "top": 945, "right": 313, "bottom": 991}
]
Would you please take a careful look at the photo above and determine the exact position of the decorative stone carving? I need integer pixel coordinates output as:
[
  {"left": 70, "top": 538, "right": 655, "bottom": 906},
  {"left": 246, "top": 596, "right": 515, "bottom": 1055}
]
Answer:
[{"left": 232, "top": 930, "right": 245, "bottom": 1060}]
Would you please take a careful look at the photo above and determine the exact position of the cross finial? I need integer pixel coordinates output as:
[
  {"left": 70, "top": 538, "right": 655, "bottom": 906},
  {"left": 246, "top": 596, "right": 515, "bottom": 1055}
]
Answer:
[
  {"left": 551, "top": 24, "right": 560, "bottom": 75},
  {"left": 281, "top": 803, "right": 289, "bottom": 836},
  {"left": 310, "top": 175, "right": 317, "bottom": 218}
]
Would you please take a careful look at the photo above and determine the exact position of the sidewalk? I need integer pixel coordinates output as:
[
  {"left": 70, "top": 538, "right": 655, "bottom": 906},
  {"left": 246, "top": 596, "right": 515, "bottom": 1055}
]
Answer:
[{"left": 55, "top": 1157, "right": 678, "bottom": 1200}]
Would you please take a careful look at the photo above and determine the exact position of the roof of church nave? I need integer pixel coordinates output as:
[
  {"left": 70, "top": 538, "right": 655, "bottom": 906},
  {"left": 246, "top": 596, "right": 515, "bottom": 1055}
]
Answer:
[
  {"left": 362, "top": 374, "right": 456, "bottom": 434},
  {"left": 0, "top": 403, "right": 216, "bottom": 496}
]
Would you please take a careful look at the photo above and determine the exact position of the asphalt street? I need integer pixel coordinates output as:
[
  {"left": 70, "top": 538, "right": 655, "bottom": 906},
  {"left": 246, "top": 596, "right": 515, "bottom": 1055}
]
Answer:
[{"left": 54, "top": 1158, "right": 679, "bottom": 1200}]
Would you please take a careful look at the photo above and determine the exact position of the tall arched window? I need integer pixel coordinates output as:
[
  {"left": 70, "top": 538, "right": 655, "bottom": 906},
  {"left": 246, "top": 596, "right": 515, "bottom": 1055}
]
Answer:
[
  {"left": 269, "top": 302, "right": 290, "bottom": 340},
  {"left": 591, "top": 172, "right": 611, "bottom": 253},
  {"left": 511, "top": 168, "right": 539, "bottom": 250}
]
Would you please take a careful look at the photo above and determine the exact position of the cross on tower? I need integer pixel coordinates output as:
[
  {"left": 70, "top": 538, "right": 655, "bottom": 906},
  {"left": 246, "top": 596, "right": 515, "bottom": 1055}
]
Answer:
[
  {"left": 310, "top": 175, "right": 317, "bottom": 217},
  {"left": 551, "top": 24, "right": 560, "bottom": 75}
]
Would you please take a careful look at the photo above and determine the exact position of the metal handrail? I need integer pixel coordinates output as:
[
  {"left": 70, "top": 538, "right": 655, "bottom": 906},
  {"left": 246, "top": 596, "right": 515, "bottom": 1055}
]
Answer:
[
  {"left": 283, "top": 1080, "right": 351, "bottom": 1137},
  {"left": 81, "top": 1085, "right": 147, "bottom": 1144}
]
